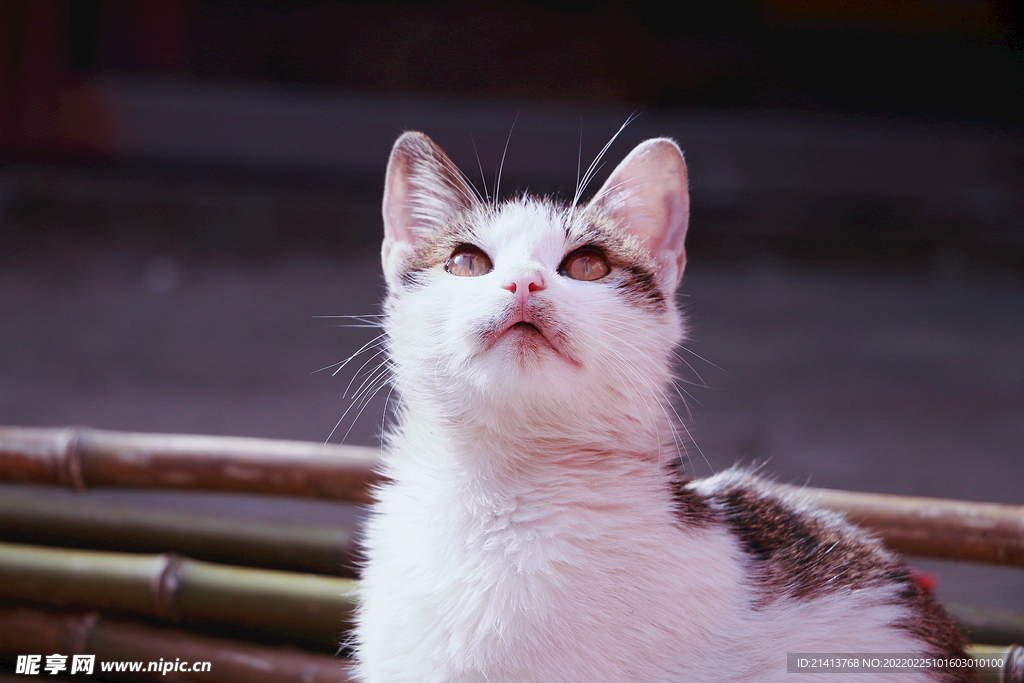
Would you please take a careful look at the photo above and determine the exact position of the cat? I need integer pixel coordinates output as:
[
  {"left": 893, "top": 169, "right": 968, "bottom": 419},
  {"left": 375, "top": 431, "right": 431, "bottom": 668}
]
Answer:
[{"left": 351, "top": 130, "right": 975, "bottom": 682}]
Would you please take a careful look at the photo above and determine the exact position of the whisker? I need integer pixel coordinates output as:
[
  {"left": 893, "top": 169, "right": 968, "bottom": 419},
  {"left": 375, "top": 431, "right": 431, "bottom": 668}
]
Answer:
[
  {"left": 313, "top": 314, "right": 385, "bottom": 329},
  {"left": 471, "top": 135, "right": 490, "bottom": 205},
  {"left": 313, "top": 314, "right": 386, "bottom": 319},
  {"left": 676, "top": 344, "right": 730, "bottom": 375},
  {"left": 341, "top": 346, "right": 388, "bottom": 391},
  {"left": 599, "top": 343, "right": 688, "bottom": 470},
  {"left": 311, "top": 331, "right": 387, "bottom": 376},
  {"left": 347, "top": 358, "right": 394, "bottom": 403},
  {"left": 340, "top": 371, "right": 397, "bottom": 444},
  {"left": 495, "top": 111, "right": 520, "bottom": 203},
  {"left": 596, "top": 315, "right": 717, "bottom": 390},
  {"left": 585, "top": 315, "right": 718, "bottom": 474},
  {"left": 573, "top": 112, "right": 640, "bottom": 206},
  {"left": 576, "top": 119, "right": 583, "bottom": 200},
  {"left": 676, "top": 419, "right": 715, "bottom": 476}
]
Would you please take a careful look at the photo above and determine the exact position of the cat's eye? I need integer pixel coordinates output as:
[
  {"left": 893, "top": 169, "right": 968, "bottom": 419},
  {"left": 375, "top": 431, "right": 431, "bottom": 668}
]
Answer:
[
  {"left": 560, "top": 248, "right": 610, "bottom": 281},
  {"left": 445, "top": 245, "right": 493, "bottom": 277}
]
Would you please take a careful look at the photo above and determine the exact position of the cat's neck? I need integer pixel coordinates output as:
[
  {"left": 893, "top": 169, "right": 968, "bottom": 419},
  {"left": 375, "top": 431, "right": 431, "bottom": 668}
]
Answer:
[{"left": 387, "top": 391, "right": 679, "bottom": 500}]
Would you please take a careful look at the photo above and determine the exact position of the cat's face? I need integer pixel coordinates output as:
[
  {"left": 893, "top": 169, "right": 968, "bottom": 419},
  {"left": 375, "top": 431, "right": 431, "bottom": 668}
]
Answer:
[{"left": 380, "top": 132, "right": 690, "bottom": 422}]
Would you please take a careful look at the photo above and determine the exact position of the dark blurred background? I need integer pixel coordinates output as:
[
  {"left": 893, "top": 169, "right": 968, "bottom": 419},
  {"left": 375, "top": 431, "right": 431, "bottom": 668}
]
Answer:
[
  {"left": 2, "top": 0, "right": 1022, "bottom": 260},
  {"left": 0, "top": 0, "right": 1022, "bottom": 611}
]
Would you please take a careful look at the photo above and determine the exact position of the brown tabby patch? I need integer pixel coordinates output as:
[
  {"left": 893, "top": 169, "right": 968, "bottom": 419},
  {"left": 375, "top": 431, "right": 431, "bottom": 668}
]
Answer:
[
  {"left": 710, "top": 485, "right": 906, "bottom": 603},
  {"left": 892, "top": 582, "right": 977, "bottom": 683},
  {"left": 700, "top": 476, "right": 976, "bottom": 681},
  {"left": 668, "top": 478, "right": 718, "bottom": 527}
]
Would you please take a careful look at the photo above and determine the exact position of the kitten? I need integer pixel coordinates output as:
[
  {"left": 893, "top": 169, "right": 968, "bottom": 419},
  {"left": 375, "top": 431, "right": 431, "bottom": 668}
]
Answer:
[{"left": 352, "top": 131, "right": 975, "bottom": 682}]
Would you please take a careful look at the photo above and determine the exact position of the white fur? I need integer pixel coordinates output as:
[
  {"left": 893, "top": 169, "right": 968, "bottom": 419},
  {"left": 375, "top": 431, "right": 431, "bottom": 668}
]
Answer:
[{"left": 353, "top": 134, "right": 946, "bottom": 683}]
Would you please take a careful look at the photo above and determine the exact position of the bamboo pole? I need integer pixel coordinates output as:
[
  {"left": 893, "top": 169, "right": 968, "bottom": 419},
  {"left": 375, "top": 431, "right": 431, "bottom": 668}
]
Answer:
[
  {"left": 792, "top": 486, "right": 1024, "bottom": 567},
  {"left": 2, "top": 426, "right": 1024, "bottom": 567},
  {"left": 948, "top": 603, "right": 1024, "bottom": 648},
  {"left": 0, "top": 542, "right": 358, "bottom": 647},
  {"left": 966, "top": 644, "right": 1024, "bottom": 683},
  {"left": 2, "top": 538, "right": 1023, "bottom": 650},
  {"left": 0, "top": 488, "right": 360, "bottom": 575},
  {"left": 0, "top": 608, "right": 1018, "bottom": 683},
  {"left": 0, "top": 605, "right": 353, "bottom": 683},
  {"left": 0, "top": 426, "right": 383, "bottom": 503}
]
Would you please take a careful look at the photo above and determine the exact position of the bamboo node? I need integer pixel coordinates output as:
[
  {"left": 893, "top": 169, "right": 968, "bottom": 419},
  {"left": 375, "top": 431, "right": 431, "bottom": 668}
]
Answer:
[
  {"left": 1008, "top": 644, "right": 1024, "bottom": 683},
  {"left": 153, "top": 553, "right": 185, "bottom": 621},
  {"left": 63, "top": 611, "right": 99, "bottom": 655},
  {"left": 57, "top": 427, "right": 87, "bottom": 490},
  {"left": 299, "top": 664, "right": 320, "bottom": 683}
]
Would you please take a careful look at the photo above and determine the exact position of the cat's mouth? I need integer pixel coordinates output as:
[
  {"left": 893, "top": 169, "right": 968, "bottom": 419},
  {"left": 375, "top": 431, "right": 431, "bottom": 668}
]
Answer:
[
  {"left": 489, "top": 319, "right": 547, "bottom": 346},
  {"left": 484, "top": 316, "right": 581, "bottom": 367},
  {"left": 509, "top": 321, "right": 541, "bottom": 335}
]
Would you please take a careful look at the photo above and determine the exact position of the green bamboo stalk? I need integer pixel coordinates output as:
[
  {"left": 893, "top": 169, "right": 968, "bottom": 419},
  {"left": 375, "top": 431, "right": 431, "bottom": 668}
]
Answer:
[
  {"left": 0, "top": 426, "right": 383, "bottom": 503},
  {"left": 0, "top": 488, "right": 359, "bottom": 575},
  {"left": 0, "top": 605, "right": 353, "bottom": 683},
  {"left": 2, "top": 539, "right": 1022, "bottom": 654},
  {"left": 793, "top": 486, "right": 1024, "bottom": 567},
  {"left": 0, "top": 542, "right": 358, "bottom": 647}
]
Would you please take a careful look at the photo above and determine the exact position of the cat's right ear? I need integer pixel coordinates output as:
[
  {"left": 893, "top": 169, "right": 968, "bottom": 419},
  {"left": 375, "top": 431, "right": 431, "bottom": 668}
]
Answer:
[
  {"left": 382, "top": 132, "right": 476, "bottom": 284},
  {"left": 587, "top": 138, "right": 689, "bottom": 289}
]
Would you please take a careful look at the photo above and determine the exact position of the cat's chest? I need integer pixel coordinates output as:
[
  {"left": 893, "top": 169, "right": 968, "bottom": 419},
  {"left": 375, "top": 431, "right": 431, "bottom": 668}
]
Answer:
[
  {"left": 358, "top": 476, "right": 750, "bottom": 682},
  {"left": 371, "top": 456, "right": 688, "bottom": 577},
  {"left": 369, "top": 474, "right": 637, "bottom": 579}
]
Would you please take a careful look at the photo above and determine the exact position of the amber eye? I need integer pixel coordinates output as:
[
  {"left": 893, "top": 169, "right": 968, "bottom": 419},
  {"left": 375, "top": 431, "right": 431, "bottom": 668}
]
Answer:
[
  {"left": 445, "top": 245, "right": 493, "bottom": 277},
  {"left": 560, "top": 248, "right": 610, "bottom": 281}
]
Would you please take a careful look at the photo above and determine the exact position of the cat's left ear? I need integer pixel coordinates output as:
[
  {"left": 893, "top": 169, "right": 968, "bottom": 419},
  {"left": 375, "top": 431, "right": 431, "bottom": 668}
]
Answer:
[
  {"left": 587, "top": 138, "right": 689, "bottom": 288},
  {"left": 382, "top": 132, "right": 477, "bottom": 287}
]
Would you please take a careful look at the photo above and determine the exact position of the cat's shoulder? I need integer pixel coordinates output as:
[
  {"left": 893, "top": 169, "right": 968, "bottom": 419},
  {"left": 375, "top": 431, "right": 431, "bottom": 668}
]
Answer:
[
  {"left": 672, "top": 466, "right": 969, "bottom": 664},
  {"left": 680, "top": 467, "right": 904, "bottom": 601}
]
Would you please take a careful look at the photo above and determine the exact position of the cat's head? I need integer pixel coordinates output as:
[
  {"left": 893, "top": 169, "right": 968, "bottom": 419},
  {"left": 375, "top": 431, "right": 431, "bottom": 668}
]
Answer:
[{"left": 380, "top": 131, "right": 689, "bottom": 427}]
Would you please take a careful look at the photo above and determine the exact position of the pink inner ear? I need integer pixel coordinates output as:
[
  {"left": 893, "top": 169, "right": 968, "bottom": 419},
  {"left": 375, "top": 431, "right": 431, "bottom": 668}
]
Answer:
[
  {"left": 588, "top": 138, "right": 690, "bottom": 282},
  {"left": 382, "top": 131, "right": 477, "bottom": 249},
  {"left": 383, "top": 157, "right": 414, "bottom": 246}
]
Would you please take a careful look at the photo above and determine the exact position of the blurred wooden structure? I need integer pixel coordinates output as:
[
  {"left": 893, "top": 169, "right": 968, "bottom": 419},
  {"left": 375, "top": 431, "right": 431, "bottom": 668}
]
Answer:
[{"left": 0, "top": 425, "right": 1021, "bottom": 682}]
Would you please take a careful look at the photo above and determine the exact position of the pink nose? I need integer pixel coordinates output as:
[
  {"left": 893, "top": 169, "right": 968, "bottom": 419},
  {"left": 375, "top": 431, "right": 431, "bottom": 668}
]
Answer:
[{"left": 503, "top": 271, "right": 546, "bottom": 306}]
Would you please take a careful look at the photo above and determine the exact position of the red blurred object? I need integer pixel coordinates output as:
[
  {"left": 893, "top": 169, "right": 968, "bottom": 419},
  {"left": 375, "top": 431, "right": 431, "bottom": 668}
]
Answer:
[
  {"left": 0, "top": 0, "right": 187, "bottom": 157},
  {"left": 910, "top": 569, "right": 940, "bottom": 596}
]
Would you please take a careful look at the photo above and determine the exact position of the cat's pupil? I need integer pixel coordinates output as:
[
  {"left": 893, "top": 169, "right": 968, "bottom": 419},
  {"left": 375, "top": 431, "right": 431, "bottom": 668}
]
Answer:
[
  {"left": 445, "top": 245, "right": 493, "bottom": 277},
  {"left": 561, "top": 249, "right": 610, "bottom": 281}
]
